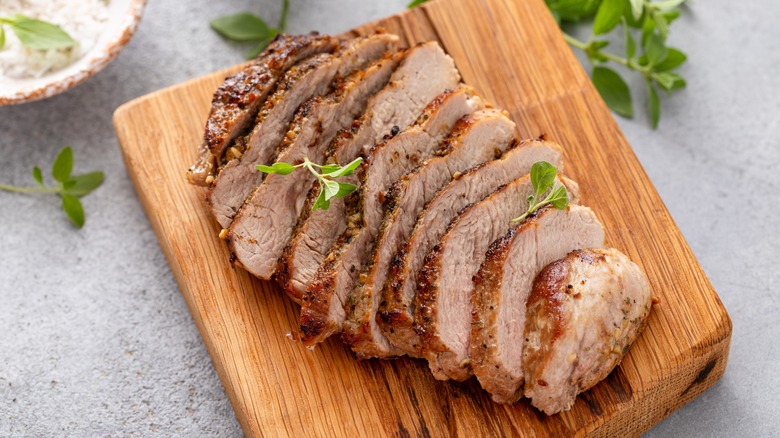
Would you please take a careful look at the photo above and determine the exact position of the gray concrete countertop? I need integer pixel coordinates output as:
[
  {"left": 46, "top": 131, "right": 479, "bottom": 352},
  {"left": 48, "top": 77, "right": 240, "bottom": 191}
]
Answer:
[{"left": 1, "top": 0, "right": 777, "bottom": 436}]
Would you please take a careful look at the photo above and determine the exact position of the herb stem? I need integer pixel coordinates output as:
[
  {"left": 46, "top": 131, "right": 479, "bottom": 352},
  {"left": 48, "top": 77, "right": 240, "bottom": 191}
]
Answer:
[
  {"left": 0, "top": 184, "right": 59, "bottom": 194},
  {"left": 279, "top": 0, "right": 289, "bottom": 32}
]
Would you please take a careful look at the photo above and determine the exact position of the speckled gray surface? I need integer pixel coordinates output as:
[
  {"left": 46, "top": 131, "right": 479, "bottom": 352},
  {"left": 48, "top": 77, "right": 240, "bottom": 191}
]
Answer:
[{"left": 0, "top": 0, "right": 777, "bottom": 436}]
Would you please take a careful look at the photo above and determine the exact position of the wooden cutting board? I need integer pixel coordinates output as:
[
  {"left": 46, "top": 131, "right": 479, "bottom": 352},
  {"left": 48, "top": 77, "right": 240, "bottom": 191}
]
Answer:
[{"left": 113, "top": 0, "right": 732, "bottom": 435}]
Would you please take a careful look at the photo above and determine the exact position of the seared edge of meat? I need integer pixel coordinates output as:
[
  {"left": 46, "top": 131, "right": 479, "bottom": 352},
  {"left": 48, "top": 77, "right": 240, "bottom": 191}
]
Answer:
[
  {"left": 189, "top": 33, "right": 339, "bottom": 184},
  {"left": 470, "top": 206, "right": 605, "bottom": 404},
  {"left": 414, "top": 175, "right": 581, "bottom": 381},
  {"left": 347, "top": 109, "right": 515, "bottom": 359},
  {"left": 300, "top": 43, "right": 460, "bottom": 345},
  {"left": 207, "top": 33, "right": 400, "bottom": 228},
  {"left": 227, "top": 52, "right": 404, "bottom": 279},
  {"left": 522, "top": 248, "right": 652, "bottom": 414},
  {"left": 379, "top": 139, "right": 565, "bottom": 357},
  {"left": 278, "top": 47, "right": 466, "bottom": 303}
]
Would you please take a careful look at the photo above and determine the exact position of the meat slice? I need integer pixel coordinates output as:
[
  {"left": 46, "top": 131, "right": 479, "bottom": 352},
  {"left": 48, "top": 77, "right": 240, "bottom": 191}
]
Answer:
[
  {"left": 380, "top": 140, "right": 565, "bottom": 356},
  {"left": 347, "top": 109, "right": 515, "bottom": 359},
  {"left": 207, "top": 33, "right": 399, "bottom": 228},
  {"left": 471, "top": 206, "right": 606, "bottom": 404},
  {"left": 227, "top": 51, "right": 405, "bottom": 279},
  {"left": 188, "top": 33, "right": 339, "bottom": 186},
  {"left": 522, "top": 248, "right": 652, "bottom": 414},
  {"left": 301, "top": 85, "right": 474, "bottom": 349},
  {"left": 415, "top": 175, "right": 580, "bottom": 381},
  {"left": 279, "top": 84, "right": 476, "bottom": 304}
]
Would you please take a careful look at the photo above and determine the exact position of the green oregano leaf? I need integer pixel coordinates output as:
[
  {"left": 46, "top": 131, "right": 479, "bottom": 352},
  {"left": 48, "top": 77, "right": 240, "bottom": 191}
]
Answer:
[
  {"left": 647, "top": 81, "right": 660, "bottom": 129},
  {"left": 513, "top": 161, "right": 568, "bottom": 223},
  {"left": 32, "top": 166, "right": 43, "bottom": 187},
  {"left": 210, "top": 13, "right": 271, "bottom": 41},
  {"left": 256, "top": 162, "right": 296, "bottom": 175},
  {"left": 530, "top": 161, "right": 556, "bottom": 199},
  {"left": 654, "top": 47, "right": 686, "bottom": 71},
  {"left": 65, "top": 172, "right": 104, "bottom": 197},
  {"left": 5, "top": 15, "right": 77, "bottom": 50},
  {"left": 593, "top": 0, "right": 624, "bottom": 35},
  {"left": 591, "top": 67, "right": 633, "bottom": 118},
  {"left": 51, "top": 146, "right": 73, "bottom": 183},
  {"left": 548, "top": 186, "right": 569, "bottom": 209},
  {"left": 407, "top": 0, "right": 430, "bottom": 8},
  {"left": 61, "top": 194, "right": 85, "bottom": 228}
]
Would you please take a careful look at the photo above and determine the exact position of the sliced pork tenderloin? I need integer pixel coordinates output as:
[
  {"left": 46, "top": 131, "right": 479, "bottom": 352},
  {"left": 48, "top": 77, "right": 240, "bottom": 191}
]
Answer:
[
  {"left": 471, "top": 206, "right": 606, "bottom": 404},
  {"left": 522, "top": 248, "right": 651, "bottom": 414},
  {"left": 347, "top": 109, "right": 515, "bottom": 359},
  {"left": 207, "top": 33, "right": 400, "bottom": 228},
  {"left": 415, "top": 175, "right": 580, "bottom": 381},
  {"left": 226, "top": 52, "right": 405, "bottom": 279},
  {"left": 280, "top": 85, "right": 480, "bottom": 303},
  {"left": 380, "top": 140, "right": 565, "bottom": 356},
  {"left": 188, "top": 33, "right": 339, "bottom": 186},
  {"left": 300, "top": 85, "right": 474, "bottom": 350}
]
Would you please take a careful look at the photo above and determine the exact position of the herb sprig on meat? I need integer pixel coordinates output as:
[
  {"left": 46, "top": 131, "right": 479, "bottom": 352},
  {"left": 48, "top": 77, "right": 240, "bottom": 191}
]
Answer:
[{"left": 257, "top": 157, "right": 362, "bottom": 211}]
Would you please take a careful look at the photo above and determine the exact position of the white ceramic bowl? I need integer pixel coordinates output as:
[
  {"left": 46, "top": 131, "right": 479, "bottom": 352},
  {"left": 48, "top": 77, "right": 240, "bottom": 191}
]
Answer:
[{"left": 0, "top": 0, "right": 146, "bottom": 105}]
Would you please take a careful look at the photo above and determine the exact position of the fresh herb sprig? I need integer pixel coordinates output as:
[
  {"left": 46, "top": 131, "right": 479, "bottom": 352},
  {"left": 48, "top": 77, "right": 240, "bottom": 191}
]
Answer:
[
  {"left": 211, "top": 0, "right": 290, "bottom": 59},
  {"left": 409, "top": 0, "right": 688, "bottom": 128},
  {"left": 0, "top": 14, "right": 77, "bottom": 51},
  {"left": 257, "top": 157, "right": 361, "bottom": 211},
  {"left": 553, "top": 0, "right": 688, "bottom": 128},
  {"left": 512, "top": 161, "right": 568, "bottom": 223},
  {"left": 0, "top": 146, "right": 104, "bottom": 228}
]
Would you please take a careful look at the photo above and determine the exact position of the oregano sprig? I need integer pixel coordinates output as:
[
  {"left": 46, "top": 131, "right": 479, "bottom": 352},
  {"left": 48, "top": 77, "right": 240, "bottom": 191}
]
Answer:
[
  {"left": 0, "top": 146, "right": 104, "bottom": 228},
  {"left": 0, "top": 14, "right": 77, "bottom": 51},
  {"left": 257, "top": 157, "right": 361, "bottom": 211},
  {"left": 409, "top": 0, "right": 688, "bottom": 129},
  {"left": 549, "top": 0, "right": 688, "bottom": 128},
  {"left": 512, "top": 161, "right": 569, "bottom": 223},
  {"left": 211, "top": 0, "right": 290, "bottom": 59}
]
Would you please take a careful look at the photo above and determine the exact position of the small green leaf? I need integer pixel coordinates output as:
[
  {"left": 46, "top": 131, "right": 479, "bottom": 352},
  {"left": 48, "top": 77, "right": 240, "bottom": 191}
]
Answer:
[
  {"left": 324, "top": 157, "right": 363, "bottom": 178},
  {"left": 662, "top": 9, "right": 681, "bottom": 24},
  {"left": 210, "top": 12, "right": 272, "bottom": 41},
  {"left": 654, "top": 72, "right": 686, "bottom": 92},
  {"left": 245, "top": 34, "right": 277, "bottom": 60},
  {"left": 65, "top": 171, "right": 104, "bottom": 197},
  {"left": 644, "top": 33, "right": 668, "bottom": 67},
  {"left": 32, "top": 166, "right": 43, "bottom": 187},
  {"left": 322, "top": 180, "right": 340, "bottom": 200},
  {"left": 61, "top": 194, "right": 85, "bottom": 228},
  {"left": 654, "top": 48, "right": 686, "bottom": 71},
  {"left": 0, "top": 25, "right": 5, "bottom": 50},
  {"left": 335, "top": 182, "right": 357, "bottom": 198},
  {"left": 641, "top": 15, "right": 656, "bottom": 46},
  {"left": 623, "top": 19, "right": 636, "bottom": 59},
  {"left": 319, "top": 164, "right": 340, "bottom": 174},
  {"left": 628, "top": 0, "right": 643, "bottom": 21},
  {"left": 530, "top": 161, "right": 557, "bottom": 198},
  {"left": 548, "top": 186, "right": 569, "bottom": 209},
  {"left": 407, "top": 0, "right": 430, "bottom": 8},
  {"left": 52, "top": 146, "right": 73, "bottom": 183},
  {"left": 256, "top": 162, "right": 296, "bottom": 175},
  {"left": 312, "top": 188, "right": 330, "bottom": 211},
  {"left": 591, "top": 67, "right": 633, "bottom": 118},
  {"left": 7, "top": 15, "right": 77, "bottom": 50},
  {"left": 647, "top": 81, "right": 660, "bottom": 129},
  {"left": 653, "top": 0, "right": 687, "bottom": 10},
  {"left": 593, "top": 0, "right": 624, "bottom": 35},
  {"left": 654, "top": 12, "right": 669, "bottom": 41}
]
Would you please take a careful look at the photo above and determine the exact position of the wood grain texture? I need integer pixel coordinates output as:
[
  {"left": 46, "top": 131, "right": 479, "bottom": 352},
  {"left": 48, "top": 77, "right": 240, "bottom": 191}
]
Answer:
[{"left": 113, "top": 0, "right": 732, "bottom": 436}]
